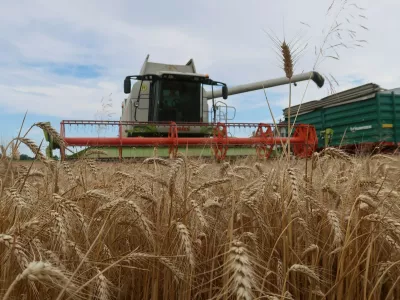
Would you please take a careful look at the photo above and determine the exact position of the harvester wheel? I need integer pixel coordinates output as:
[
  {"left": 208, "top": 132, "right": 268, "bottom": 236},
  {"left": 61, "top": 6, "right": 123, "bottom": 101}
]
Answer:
[
  {"left": 292, "top": 125, "right": 317, "bottom": 158},
  {"left": 168, "top": 122, "right": 178, "bottom": 158},
  {"left": 256, "top": 145, "right": 274, "bottom": 159},
  {"left": 255, "top": 123, "right": 274, "bottom": 159},
  {"left": 212, "top": 123, "right": 228, "bottom": 161}
]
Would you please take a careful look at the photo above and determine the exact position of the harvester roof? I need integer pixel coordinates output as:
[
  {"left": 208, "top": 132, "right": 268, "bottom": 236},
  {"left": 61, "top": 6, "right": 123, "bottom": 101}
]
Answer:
[{"left": 139, "top": 54, "right": 197, "bottom": 75}]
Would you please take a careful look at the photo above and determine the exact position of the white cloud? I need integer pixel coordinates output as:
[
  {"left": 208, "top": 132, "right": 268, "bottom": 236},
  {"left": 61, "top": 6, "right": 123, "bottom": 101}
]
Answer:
[
  {"left": 0, "top": 82, "right": 122, "bottom": 119},
  {"left": 12, "top": 33, "right": 91, "bottom": 63},
  {"left": 0, "top": 0, "right": 399, "bottom": 126}
]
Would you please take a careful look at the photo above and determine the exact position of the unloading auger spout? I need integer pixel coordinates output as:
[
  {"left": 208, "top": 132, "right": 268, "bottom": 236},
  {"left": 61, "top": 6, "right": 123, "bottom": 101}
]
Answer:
[{"left": 204, "top": 71, "right": 325, "bottom": 99}]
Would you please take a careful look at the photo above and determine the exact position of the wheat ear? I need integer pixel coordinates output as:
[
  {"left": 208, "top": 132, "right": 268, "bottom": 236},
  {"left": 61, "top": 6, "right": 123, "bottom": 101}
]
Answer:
[
  {"left": 287, "top": 168, "right": 299, "bottom": 208},
  {"left": 34, "top": 122, "right": 66, "bottom": 148},
  {"left": 95, "top": 267, "right": 111, "bottom": 300},
  {"left": 189, "top": 178, "right": 230, "bottom": 198},
  {"left": 226, "top": 240, "right": 256, "bottom": 300},
  {"left": 168, "top": 158, "right": 183, "bottom": 198},
  {"left": 176, "top": 222, "right": 195, "bottom": 269},
  {"left": 3, "top": 261, "right": 75, "bottom": 300},
  {"left": 16, "top": 138, "right": 47, "bottom": 161},
  {"left": 84, "top": 149, "right": 108, "bottom": 157},
  {"left": 61, "top": 161, "right": 76, "bottom": 183},
  {"left": 327, "top": 210, "right": 343, "bottom": 247},
  {"left": 125, "top": 200, "right": 155, "bottom": 246},
  {"left": 319, "top": 147, "right": 352, "bottom": 162},
  {"left": 288, "top": 264, "right": 319, "bottom": 281},
  {"left": 0, "top": 234, "right": 29, "bottom": 268}
]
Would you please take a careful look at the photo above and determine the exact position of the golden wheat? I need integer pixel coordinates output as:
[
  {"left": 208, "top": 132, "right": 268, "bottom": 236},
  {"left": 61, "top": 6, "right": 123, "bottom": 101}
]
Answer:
[{"left": 1, "top": 144, "right": 400, "bottom": 299}]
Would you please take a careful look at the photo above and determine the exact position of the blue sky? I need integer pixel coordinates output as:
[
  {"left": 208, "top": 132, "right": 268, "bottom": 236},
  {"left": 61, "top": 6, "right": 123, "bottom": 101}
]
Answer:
[
  {"left": 1, "top": 0, "right": 399, "bottom": 156},
  {"left": 25, "top": 63, "right": 104, "bottom": 79}
]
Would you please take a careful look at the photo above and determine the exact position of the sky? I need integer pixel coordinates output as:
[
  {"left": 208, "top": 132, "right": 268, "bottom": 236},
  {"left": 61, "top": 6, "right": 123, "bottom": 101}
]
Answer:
[{"left": 1, "top": 0, "right": 399, "bottom": 155}]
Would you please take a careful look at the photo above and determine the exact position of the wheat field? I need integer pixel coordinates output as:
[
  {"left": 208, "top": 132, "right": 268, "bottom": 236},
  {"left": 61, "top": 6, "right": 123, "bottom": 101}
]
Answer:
[{"left": 1, "top": 143, "right": 400, "bottom": 299}]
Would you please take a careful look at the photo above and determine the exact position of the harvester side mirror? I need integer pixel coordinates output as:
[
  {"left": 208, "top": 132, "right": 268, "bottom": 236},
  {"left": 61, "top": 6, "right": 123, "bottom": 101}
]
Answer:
[
  {"left": 124, "top": 78, "right": 131, "bottom": 94},
  {"left": 222, "top": 85, "right": 228, "bottom": 100}
]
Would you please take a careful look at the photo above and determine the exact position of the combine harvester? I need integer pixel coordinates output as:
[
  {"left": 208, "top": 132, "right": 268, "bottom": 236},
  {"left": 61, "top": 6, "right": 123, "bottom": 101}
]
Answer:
[{"left": 46, "top": 55, "right": 325, "bottom": 161}]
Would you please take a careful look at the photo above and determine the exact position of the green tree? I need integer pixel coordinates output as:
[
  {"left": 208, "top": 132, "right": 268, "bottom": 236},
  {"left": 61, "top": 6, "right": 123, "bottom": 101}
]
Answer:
[{"left": 20, "top": 154, "right": 33, "bottom": 160}]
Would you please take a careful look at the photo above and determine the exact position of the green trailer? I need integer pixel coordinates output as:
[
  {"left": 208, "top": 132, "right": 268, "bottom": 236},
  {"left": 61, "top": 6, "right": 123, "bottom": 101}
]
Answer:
[{"left": 283, "top": 83, "right": 400, "bottom": 152}]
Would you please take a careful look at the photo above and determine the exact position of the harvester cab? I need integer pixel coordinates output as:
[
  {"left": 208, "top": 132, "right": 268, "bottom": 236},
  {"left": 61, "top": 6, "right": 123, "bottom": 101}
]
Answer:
[
  {"left": 122, "top": 71, "right": 227, "bottom": 137},
  {"left": 120, "top": 55, "right": 231, "bottom": 138},
  {"left": 120, "top": 54, "right": 324, "bottom": 139},
  {"left": 53, "top": 55, "right": 325, "bottom": 160}
]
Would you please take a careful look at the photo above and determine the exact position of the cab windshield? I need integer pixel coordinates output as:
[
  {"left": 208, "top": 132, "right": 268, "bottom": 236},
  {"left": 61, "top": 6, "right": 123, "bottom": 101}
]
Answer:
[{"left": 158, "top": 80, "right": 201, "bottom": 122}]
